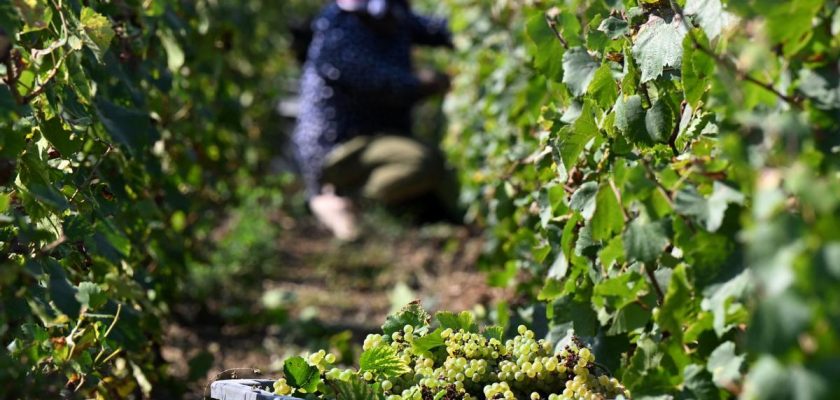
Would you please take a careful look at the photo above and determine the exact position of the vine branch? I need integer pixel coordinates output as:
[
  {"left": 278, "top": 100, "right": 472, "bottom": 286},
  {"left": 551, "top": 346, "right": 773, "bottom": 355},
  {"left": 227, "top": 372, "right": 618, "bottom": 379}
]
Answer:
[
  {"left": 545, "top": 8, "right": 569, "bottom": 49},
  {"left": 668, "top": 0, "right": 803, "bottom": 108},
  {"left": 643, "top": 263, "right": 665, "bottom": 305}
]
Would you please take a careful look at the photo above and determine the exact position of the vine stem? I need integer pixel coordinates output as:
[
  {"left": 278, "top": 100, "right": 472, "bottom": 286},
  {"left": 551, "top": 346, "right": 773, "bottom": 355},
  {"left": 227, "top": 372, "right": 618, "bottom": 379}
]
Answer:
[
  {"left": 69, "top": 145, "right": 113, "bottom": 204},
  {"left": 667, "top": 0, "right": 802, "bottom": 108},
  {"left": 643, "top": 263, "right": 665, "bottom": 305},
  {"left": 545, "top": 8, "right": 569, "bottom": 49},
  {"left": 608, "top": 178, "right": 630, "bottom": 222}
]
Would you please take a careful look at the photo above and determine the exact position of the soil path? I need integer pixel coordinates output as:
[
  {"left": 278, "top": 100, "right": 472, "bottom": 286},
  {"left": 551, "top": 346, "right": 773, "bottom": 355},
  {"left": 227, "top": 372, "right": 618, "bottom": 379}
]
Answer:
[{"left": 161, "top": 214, "right": 510, "bottom": 399}]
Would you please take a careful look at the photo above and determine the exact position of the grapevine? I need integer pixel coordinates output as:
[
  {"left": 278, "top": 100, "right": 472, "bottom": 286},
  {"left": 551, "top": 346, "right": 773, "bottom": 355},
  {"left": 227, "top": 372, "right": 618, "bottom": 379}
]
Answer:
[{"left": 271, "top": 303, "right": 628, "bottom": 399}]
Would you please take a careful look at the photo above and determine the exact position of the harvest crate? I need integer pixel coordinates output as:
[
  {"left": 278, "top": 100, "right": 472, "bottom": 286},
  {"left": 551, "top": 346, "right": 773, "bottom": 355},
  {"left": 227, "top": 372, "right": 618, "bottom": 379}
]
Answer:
[{"left": 209, "top": 379, "right": 300, "bottom": 400}]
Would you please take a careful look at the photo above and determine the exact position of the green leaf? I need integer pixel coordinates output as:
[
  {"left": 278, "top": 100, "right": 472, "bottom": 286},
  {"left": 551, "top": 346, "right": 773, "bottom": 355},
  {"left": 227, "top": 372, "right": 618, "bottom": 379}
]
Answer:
[
  {"left": 80, "top": 7, "right": 115, "bottom": 62},
  {"left": 551, "top": 296, "right": 598, "bottom": 337},
  {"left": 562, "top": 47, "right": 599, "bottom": 97},
  {"left": 158, "top": 29, "right": 185, "bottom": 73},
  {"left": 569, "top": 181, "right": 599, "bottom": 220},
  {"left": 0, "top": 193, "right": 9, "bottom": 213},
  {"left": 764, "top": 0, "right": 823, "bottom": 56},
  {"left": 591, "top": 183, "right": 624, "bottom": 241},
  {"left": 359, "top": 345, "right": 411, "bottom": 378},
  {"left": 412, "top": 328, "right": 445, "bottom": 355},
  {"left": 436, "top": 310, "right": 478, "bottom": 333},
  {"left": 683, "top": 364, "right": 721, "bottom": 400},
  {"left": 644, "top": 99, "right": 673, "bottom": 143},
  {"left": 598, "top": 16, "right": 629, "bottom": 39},
  {"left": 283, "top": 356, "right": 321, "bottom": 392},
  {"left": 622, "top": 215, "right": 669, "bottom": 263},
  {"left": 797, "top": 66, "right": 840, "bottom": 111},
  {"left": 817, "top": 243, "right": 840, "bottom": 279},
  {"left": 526, "top": 13, "right": 565, "bottom": 81},
  {"left": 594, "top": 271, "right": 647, "bottom": 310},
  {"left": 328, "top": 374, "right": 383, "bottom": 400},
  {"left": 547, "top": 249, "right": 569, "bottom": 281},
  {"left": 482, "top": 325, "right": 504, "bottom": 342},
  {"left": 614, "top": 94, "right": 649, "bottom": 145},
  {"left": 588, "top": 64, "right": 619, "bottom": 110},
  {"left": 656, "top": 264, "right": 693, "bottom": 334},
  {"left": 606, "top": 303, "right": 650, "bottom": 335},
  {"left": 45, "top": 259, "right": 81, "bottom": 318},
  {"left": 95, "top": 100, "right": 160, "bottom": 155},
  {"left": 381, "top": 302, "right": 430, "bottom": 337},
  {"left": 742, "top": 357, "right": 829, "bottom": 400},
  {"left": 747, "top": 291, "right": 812, "bottom": 354},
  {"left": 705, "top": 269, "right": 752, "bottom": 336},
  {"left": 13, "top": 0, "right": 52, "bottom": 32},
  {"left": 682, "top": 29, "right": 715, "bottom": 107},
  {"left": 631, "top": 14, "right": 687, "bottom": 83},
  {"left": 674, "top": 182, "right": 744, "bottom": 232},
  {"left": 28, "top": 183, "right": 70, "bottom": 211},
  {"left": 40, "top": 118, "right": 82, "bottom": 156},
  {"left": 684, "top": 0, "right": 731, "bottom": 40},
  {"left": 76, "top": 282, "right": 107, "bottom": 310},
  {"left": 706, "top": 341, "right": 743, "bottom": 389},
  {"left": 556, "top": 100, "right": 599, "bottom": 171}
]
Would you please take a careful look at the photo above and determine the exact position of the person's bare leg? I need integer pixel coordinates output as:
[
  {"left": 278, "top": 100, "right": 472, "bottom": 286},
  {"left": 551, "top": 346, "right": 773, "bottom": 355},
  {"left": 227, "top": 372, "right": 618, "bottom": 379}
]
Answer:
[{"left": 309, "top": 185, "right": 359, "bottom": 241}]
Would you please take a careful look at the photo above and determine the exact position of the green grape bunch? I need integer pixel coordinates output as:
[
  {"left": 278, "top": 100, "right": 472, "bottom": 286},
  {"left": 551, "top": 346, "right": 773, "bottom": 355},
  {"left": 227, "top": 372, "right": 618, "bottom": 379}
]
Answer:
[{"left": 272, "top": 304, "right": 629, "bottom": 399}]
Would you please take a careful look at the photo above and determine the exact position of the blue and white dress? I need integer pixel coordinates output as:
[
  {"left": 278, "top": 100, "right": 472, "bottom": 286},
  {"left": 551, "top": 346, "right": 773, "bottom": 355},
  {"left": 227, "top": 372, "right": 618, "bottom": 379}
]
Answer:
[{"left": 292, "top": 3, "right": 451, "bottom": 197}]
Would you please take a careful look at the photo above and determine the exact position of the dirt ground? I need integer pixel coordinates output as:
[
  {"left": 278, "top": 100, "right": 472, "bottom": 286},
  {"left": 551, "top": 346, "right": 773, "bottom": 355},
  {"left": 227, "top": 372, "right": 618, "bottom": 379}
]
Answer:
[{"left": 161, "top": 213, "right": 511, "bottom": 399}]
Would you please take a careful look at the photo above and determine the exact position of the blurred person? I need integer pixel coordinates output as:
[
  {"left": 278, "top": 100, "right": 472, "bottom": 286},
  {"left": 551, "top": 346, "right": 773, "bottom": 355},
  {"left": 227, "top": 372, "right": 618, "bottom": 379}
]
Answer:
[{"left": 293, "top": 0, "right": 458, "bottom": 240}]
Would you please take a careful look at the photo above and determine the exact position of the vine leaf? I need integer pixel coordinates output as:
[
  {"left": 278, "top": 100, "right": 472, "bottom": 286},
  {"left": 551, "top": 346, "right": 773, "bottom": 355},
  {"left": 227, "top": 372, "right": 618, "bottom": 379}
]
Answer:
[
  {"left": 359, "top": 345, "right": 411, "bottom": 379},
  {"left": 436, "top": 311, "right": 478, "bottom": 332},
  {"left": 747, "top": 291, "right": 811, "bottom": 354},
  {"left": 588, "top": 64, "right": 619, "bottom": 110},
  {"left": 674, "top": 182, "right": 744, "bottom": 232},
  {"left": 684, "top": 0, "right": 733, "bottom": 40},
  {"left": 682, "top": 29, "right": 715, "bottom": 107},
  {"left": 797, "top": 67, "right": 840, "bottom": 111},
  {"left": 764, "top": 0, "right": 823, "bottom": 56},
  {"left": 614, "top": 94, "right": 649, "bottom": 145},
  {"left": 525, "top": 13, "right": 564, "bottom": 81},
  {"left": 569, "top": 181, "right": 599, "bottom": 220},
  {"left": 598, "top": 16, "right": 629, "bottom": 39},
  {"left": 556, "top": 100, "right": 599, "bottom": 171},
  {"left": 412, "top": 328, "right": 445, "bottom": 355},
  {"left": 76, "top": 282, "right": 107, "bottom": 310},
  {"left": 482, "top": 326, "right": 504, "bottom": 342},
  {"left": 283, "top": 356, "right": 320, "bottom": 392},
  {"left": 381, "top": 301, "right": 430, "bottom": 337},
  {"left": 562, "top": 47, "right": 599, "bottom": 97},
  {"left": 706, "top": 341, "right": 744, "bottom": 389},
  {"left": 683, "top": 364, "right": 719, "bottom": 400},
  {"left": 80, "top": 7, "right": 115, "bottom": 62},
  {"left": 591, "top": 184, "right": 624, "bottom": 241},
  {"left": 95, "top": 100, "right": 159, "bottom": 156},
  {"left": 656, "top": 264, "right": 693, "bottom": 334},
  {"left": 645, "top": 99, "right": 674, "bottom": 143},
  {"left": 622, "top": 214, "right": 669, "bottom": 263},
  {"left": 631, "top": 14, "right": 687, "bottom": 83},
  {"left": 329, "top": 375, "right": 383, "bottom": 400}
]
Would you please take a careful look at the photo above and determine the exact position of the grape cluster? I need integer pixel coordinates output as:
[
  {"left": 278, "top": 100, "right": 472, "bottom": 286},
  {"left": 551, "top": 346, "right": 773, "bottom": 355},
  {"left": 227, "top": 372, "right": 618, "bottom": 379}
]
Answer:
[{"left": 275, "top": 321, "right": 629, "bottom": 399}]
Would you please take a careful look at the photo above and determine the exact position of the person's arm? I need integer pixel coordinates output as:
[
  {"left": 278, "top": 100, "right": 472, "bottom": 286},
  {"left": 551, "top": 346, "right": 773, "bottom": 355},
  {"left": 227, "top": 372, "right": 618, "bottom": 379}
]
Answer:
[{"left": 408, "top": 13, "right": 452, "bottom": 47}]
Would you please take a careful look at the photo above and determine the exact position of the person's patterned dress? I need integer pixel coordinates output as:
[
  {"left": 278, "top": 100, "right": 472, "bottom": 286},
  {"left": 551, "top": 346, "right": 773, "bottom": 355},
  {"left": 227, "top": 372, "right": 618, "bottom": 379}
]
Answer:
[{"left": 292, "top": 3, "right": 451, "bottom": 197}]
